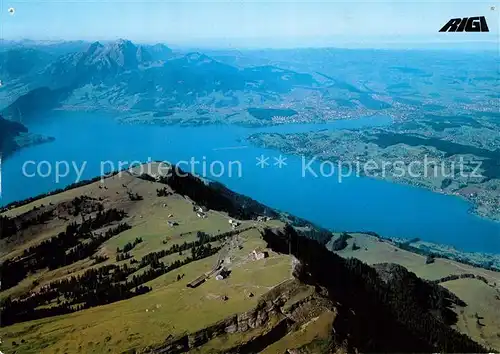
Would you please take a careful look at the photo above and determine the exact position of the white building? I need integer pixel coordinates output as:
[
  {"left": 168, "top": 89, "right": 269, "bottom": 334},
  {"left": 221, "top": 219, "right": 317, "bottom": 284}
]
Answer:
[{"left": 251, "top": 249, "right": 269, "bottom": 260}]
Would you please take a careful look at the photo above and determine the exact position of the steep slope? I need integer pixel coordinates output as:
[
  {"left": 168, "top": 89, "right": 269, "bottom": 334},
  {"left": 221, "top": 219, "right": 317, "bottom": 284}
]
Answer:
[
  {"left": 0, "top": 164, "right": 491, "bottom": 353},
  {"left": 1, "top": 87, "right": 71, "bottom": 122},
  {"left": 0, "top": 115, "right": 54, "bottom": 158},
  {"left": 1, "top": 40, "right": 319, "bottom": 124},
  {"left": 146, "top": 43, "right": 174, "bottom": 61},
  {"left": 331, "top": 231, "right": 500, "bottom": 350},
  {"left": 39, "top": 39, "right": 146, "bottom": 88},
  {"left": 0, "top": 115, "right": 27, "bottom": 155},
  {"left": 0, "top": 48, "right": 54, "bottom": 80},
  {"left": 263, "top": 226, "right": 489, "bottom": 353}
]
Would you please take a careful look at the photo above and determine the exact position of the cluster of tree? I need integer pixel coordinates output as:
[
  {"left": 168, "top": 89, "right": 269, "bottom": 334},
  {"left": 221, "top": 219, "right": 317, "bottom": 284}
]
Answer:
[
  {"left": 116, "top": 252, "right": 132, "bottom": 262},
  {"left": 117, "top": 237, "right": 143, "bottom": 253},
  {"left": 261, "top": 225, "right": 489, "bottom": 353},
  {"left": 66, "top": 195, "right": 103, "bottom": 216},
  {"left": 0, "top": 209, "right": 128, "bottom": 291},
  {"left": 91, "top": 255, "right": 109, "bottom": 265},
  {"left": 1, "top": 264, "right": 141, "bottom": 325},
  {"left": 18, "top": 209, "right": 55, "bottom": 229},
  {"left": 0, "top": 115, "right": 27, "bottom": 156},
  {"left": 431, "top": 273, "right": 489, "bottom": 285},
  {"left": 196, "top": 231, "right": 211, "bottom": 243},
  {"left": 0, "top": 196, "right": 100, "bottom": 241},
  {"left": 78, "top": 209, "right": 127, "bottom": 232},
  {"left": 142, "top": 228, "right": 252, "bottom": 268},
  {"left": 134, "top": 285, "right": 152, "bottom": 296},
  {"left": 150, "top": 167, "right": 332, "bottom": 246},
  {"left": 298, "top": 227, "right": 334, "bottom": 245},
  {"left": 127, "top": 192, "right": 143, "bottom": 201},
  {"left": 57, "top": 222, "right": 131, "bottom": 270},
  {"left": 1, "top": 227, "right": 223, "bottom": 326},
  {"left": 132, "top": 243, "right": 220, "bottom": 289},
  {"left": 156, "top": 187, "right": 171, "bottom": 197},
  {"left": 151, "top": 167, "right": 278, "bottom": 220},
  {"left": 441, "top": 177, "right": 453, "bottom": 189},
  {"left": 0, "top": 175, "right": 116, "bottom": 214},
  {"left": 0, "top": 215, "right": 18, "bottom": 239},
  {"left": 329, "top": 232, "right": 352, "bottom": 251}
]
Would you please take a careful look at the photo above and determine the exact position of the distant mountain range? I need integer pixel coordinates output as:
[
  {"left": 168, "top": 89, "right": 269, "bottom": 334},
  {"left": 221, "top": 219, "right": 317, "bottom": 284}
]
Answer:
[
  {"left": 0, "top": 48, "right": 54, "bottom": 80},
  {"left": 1, "top": 40, "right": 498, "bottom": 127},
  {"left": 0, "top": 39, "right": 319, "bottom": 124}
]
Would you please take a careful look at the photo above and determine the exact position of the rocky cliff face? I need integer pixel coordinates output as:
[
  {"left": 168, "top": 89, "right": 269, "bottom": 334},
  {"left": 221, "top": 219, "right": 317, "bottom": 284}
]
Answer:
[
  {"left": 137, "top": 224, "right": 490, "bottom": 354},
  {"left": 142, "top": 299, "right": 284, "bottom": 353},
  {"left": 142, "top": 280, "right": 333, "bottom": 354},
  {"left": 261, "top": 225, "right": 489, "bottom": 354},
  {"left": 1, "top": 39, "right": 320, "bottom": 124}
]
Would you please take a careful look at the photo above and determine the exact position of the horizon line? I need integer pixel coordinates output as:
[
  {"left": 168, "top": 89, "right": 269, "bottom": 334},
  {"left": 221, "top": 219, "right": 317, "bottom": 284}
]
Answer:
[{"left": 1, "top": 37, "right": 499, "bottom": 51}]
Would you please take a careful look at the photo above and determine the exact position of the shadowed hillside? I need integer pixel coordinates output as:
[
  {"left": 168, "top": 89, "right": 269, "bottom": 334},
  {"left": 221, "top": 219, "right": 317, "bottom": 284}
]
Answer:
[
  {"left": 0, "top": 115, "right": 27, "bottom": 156},
  {"left": 262, "top": 225, "right": 489, "bottom": 353},
  {"left": 0, "top": 165, "right": 493, "bottom": 353},
  {"left": 0, "top": 114, "right": 54, "bottom": 158}
]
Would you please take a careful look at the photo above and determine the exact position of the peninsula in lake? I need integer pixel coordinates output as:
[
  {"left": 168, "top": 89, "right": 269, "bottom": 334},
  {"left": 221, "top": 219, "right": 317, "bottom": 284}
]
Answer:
[
  {"left": 1, "top": 0, "right": 499, "bottom": 352},
  {"left": 0, "top": 115, "right": 53, "bottom": 158},
  {"left": 248, "top": 116, "right": 500, "bottom": 222},
  {"left": 1, "top": 41, "right": 498, "bottom": 223}
]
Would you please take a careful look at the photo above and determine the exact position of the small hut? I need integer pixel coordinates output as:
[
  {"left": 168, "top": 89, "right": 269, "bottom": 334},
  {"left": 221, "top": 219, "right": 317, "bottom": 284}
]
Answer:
[{"left": 251, "top": 249, "right": 269, "bottom": 261}]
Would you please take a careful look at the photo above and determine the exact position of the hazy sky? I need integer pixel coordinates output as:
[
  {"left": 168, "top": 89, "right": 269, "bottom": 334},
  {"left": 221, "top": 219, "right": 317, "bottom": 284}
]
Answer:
[{"left": 1, "top": 0, "right": 499, "bottom": 48}]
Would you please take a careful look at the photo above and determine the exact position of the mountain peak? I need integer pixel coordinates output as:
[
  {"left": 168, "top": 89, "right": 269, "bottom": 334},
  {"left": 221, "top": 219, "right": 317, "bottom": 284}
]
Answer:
[
  {"left": 107, "top": 39, "right": 137, "bottom": 53},
  {"left": 114, "top": 38, "right": 134, "bottom": 48},
  {"left": 86, "top": 41, "right": 104, "bottom": 55},
  {"left": 184, "top": 52, "right": 214, "bottom": 65},
  {"left": 148, "top": 43, "right": 173, "bottom": 61},
  {"left": 136, "top": 45, "right": 153, "bottom": 63},
  {"left": 151, "top": 43, "right": 171, "bottom": 51},
  {"left": 96, "top": 39, "right": 139, "bottom": 69}
]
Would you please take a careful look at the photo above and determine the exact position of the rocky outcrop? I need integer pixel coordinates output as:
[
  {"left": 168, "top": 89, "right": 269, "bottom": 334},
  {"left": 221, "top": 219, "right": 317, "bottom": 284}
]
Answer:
[
  {"left": 142, "top": 301, "right": 283, "bottom": 353},
  {"left": 262, "top": 225, "right": 489, "bottom": 353},
  {"left": 142, "top": 281, "right": 330, "bottom": 354}
]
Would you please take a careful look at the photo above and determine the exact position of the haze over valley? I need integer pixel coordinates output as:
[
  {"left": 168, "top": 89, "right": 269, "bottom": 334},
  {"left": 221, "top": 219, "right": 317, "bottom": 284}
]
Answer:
[
  {"left": 1, "top": 38, "right": 499, "bottom": 225},
  {"left": 0, "top": 2, "right": 499, "bottom": 352}
]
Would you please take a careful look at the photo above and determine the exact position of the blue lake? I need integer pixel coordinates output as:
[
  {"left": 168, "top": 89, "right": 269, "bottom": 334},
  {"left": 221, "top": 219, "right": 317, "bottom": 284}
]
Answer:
[{"left": 1, "top": 112, "right": 499, "bottom": 254}]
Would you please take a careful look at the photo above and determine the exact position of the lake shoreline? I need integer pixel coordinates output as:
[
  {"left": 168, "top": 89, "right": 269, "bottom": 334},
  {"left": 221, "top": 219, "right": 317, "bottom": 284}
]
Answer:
[
  {"left": 2, "top": 165, "right": 499, "bottom": 273},
  {"left": 2, "top": 111, "right": 498, "bottom": 255},
  {"left": 247, "top": 132, "right": 500, "bottom": 223}
]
